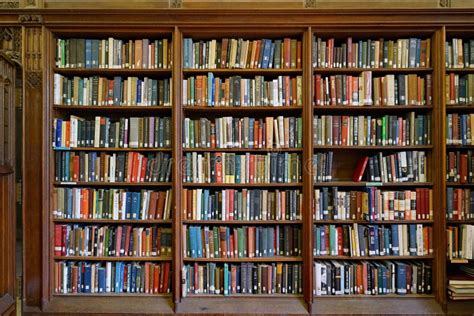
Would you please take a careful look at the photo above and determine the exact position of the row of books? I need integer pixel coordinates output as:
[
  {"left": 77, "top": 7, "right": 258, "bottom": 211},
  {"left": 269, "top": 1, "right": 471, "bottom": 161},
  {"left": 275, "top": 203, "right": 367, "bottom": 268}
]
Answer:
[
  {"left": 182, "top": 152, "right": 301, "bottom": 184},
  {"left": 56, "top": 38, "right": 172, "bottom": 69},
  {"left": 54, "top": 151, "right": 172, "bottom": 183},
  {"left": 53, "top": 75, "right": 172, "bottom": 106},
  {"left": 446, "top": 151, "right": 474, "bottom": 183},
  {"left": 313, "top": 224, "right": 432, "bottom": 257},
  {"left": 313, "top": 73, "right": 432, "bottom": 107},
  {"left": 184, "top": 225, "right": 301, "bottom": 259},
  {"left": 447, "top": 225, "right": 474, "bottom": 260},
  {"left": 54, "top": 225, "right": 172, "bottom": 257},
  {"left": 353, "top": 151, "right": 428, "bottom": 183},
  {"left": 53, "top": 116, "right": 172, "bottom": 149},
  {"left": 313, "top": 151, "right": 428, "bottom": 183},
  {"left": 312, "top": 37, "right": 431, "bottom": 69},
  {"left": 445, "top": 38, "right": 474, "bottom": 69},
  {"left": 447, "top": 113, "right": 474, "bottom": 146},
  {"left": 182, "top": 262, "right": 302, "bottom": 295},
  {"left": 182, "top": 116, "right": 302, "bottom": 149},
  {"left": 446, "top": 188, "right": 474, "bottom": 220},
  {"left": 183, "top": 38, "right": 302, "bottom": 69},
  {"left": 182, "top": 188, "right": 302, "bottom": 221},
  {"left": 313, "top": 261, "right": 432, "bottom": 296},
  {"left": 183, "top": 75, "right": 302, "bottom": 107},
  {"left": 445, "top": 74, "right": 473, "bottom": 105},
  {"left": 54, "top": 261, "right": 171, "bottom": 294},
  {"left": 313, "top": 188, "right": 433, "bottom": 221},
  {"left": 53, "top": 188, "right": 172, "bottom": 220},
  {"left": 312, "top": 113, "right": 431, "bottom": 146}
]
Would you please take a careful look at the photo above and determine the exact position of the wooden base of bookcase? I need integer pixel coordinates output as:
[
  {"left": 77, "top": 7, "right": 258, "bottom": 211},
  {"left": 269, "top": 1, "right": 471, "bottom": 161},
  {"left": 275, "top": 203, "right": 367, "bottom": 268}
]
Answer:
[
  {"left": 311, "top": 297, "right": 442, "bottom": 315},
  {"left": 29, "top": 296, "right": 174, "bottom": 315},
  {"left": 176, "top": 297, "right": 308, "bottom": 315},
  {"left": 446, "top": 300, "right": 474, "bottom": 315}
]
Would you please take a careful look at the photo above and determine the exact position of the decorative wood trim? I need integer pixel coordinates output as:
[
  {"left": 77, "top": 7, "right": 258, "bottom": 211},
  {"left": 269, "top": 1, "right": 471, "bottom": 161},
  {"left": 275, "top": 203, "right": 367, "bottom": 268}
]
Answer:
[
  {"left": 439, "top": 0, "right": 451, "bottom": 7},
  {"left": 169, "top": 0, "right": 182, "bottom": 8},
  {"left": 25, "top": 71, "right": 41, "bottom": 88},
  {"left": 305, "top": 0, "right": 316, "bottom": 8},
  {"left": 18, "top": 14, "right": 43, "bottom": 24},
  {"left": 0, "top": 1, "right": 18, "bottom": 9},
  {"left": 20, "top": 0, "right": 44, "bottom": 9}
]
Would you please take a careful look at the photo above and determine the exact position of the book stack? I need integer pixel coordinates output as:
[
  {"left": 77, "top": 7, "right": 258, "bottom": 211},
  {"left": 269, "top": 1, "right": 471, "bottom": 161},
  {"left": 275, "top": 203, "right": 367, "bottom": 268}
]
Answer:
[{"left": 448, "top": 265, "right": 474, "bottom": 300}]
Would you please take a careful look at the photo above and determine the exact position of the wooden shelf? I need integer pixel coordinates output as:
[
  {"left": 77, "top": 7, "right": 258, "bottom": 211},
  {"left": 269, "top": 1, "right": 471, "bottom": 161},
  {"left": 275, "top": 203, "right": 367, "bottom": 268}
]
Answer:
[
  {"left": 53, "top": 219, "right": 172, "bottom": 224},
  {"left": 313, "top": 67, "right": 433, "bottom": 74},
  {"left": 314, "top": 255, "right": 434, "bottom": 260},
  {"left": 53, "top": 181, "right": 172, "bottom": 187},
  {"left": 186, "top": 294, "right": 303, "bottom": 298},
  {"left": 313, "top": 181, "right": 433, "bottom": 187},
  {"left": 183, "top": 256, "right": 303, "bottom": 262},
  {"left": 446, "top": 104, "right": 474, "bottom": 112},
  {"left": 183, "top": 182, "right": 303, "bottom": 188},
  {"left": 53, "top": 67, "right": 172, "bottom": 76},
  {"left": 446, "top": 182, "right": 474, "bottom": 187},
  {"left": 53, "top": 147, "right": 172, "bottom": 152},
  {"left": 53, "top": 293, "right": 171, "bottom": 297},
  {"left": 183, "top": 106, "right": 302, "bottom": 114},
  {"left": 53, "top": 105, "right": 172, "bottom": 112},
  {"left": 448, "top": 259, "right": 471, "bottom": 264},
  {"left": 446, "top": 67, "right": 474, "bottom": 73},
  {"left": 313, "top": 219, "right": 434, "bottom": 224},
  {"left": 446, "top": 219, "right": 474, "bottom": 224},
  {"left": 314, "top": 294, "right": 435, "bottom": 298},
  {"left": 54, "top": 256, "right": 172, "bottom": 261},
  {"left": 183, "top": 220, "right": 302, "bottom": 225},
  {"left": 313, "top": 105, "right": 432, "bottom": 112},
  {"left": 183, "top": 68, "right": 302, "bottom": 75},
  {"left": 446, "top": 144, "right": 474, "bottom": 149},
  {"left": 313, "top": 145, "right": 433, "bottom": 150},
  {"left": 183, "top": 147, "right": 303, "bottom": 153}
]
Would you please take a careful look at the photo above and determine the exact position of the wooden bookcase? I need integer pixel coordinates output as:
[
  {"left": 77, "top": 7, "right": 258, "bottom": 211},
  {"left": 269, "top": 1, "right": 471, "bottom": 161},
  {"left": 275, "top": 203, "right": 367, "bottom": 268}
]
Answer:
[{"left": 12, "top": 9, "right": 474, "bottom": 315}]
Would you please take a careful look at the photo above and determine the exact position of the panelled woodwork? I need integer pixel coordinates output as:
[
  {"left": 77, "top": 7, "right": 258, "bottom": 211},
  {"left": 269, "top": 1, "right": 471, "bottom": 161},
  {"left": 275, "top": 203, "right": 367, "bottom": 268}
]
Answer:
[
  {"left": 0, "top": 52, "right": 16, "bottom": 316},
  {"left": 9, "top": 8, "right": 474, "bottom": 316}
]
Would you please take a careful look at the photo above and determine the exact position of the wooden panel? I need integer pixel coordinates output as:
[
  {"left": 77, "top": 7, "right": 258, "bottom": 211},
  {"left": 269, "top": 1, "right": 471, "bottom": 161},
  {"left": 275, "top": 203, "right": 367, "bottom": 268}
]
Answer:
[
  {"left": 44, "top": 0, "right": 168, "bottom": 9},
  {"left": 183, "top": 0, "right": 303, "bottom": 9},
  {"left": 307, "top": 0, "right": 438, "bottom": 9}
]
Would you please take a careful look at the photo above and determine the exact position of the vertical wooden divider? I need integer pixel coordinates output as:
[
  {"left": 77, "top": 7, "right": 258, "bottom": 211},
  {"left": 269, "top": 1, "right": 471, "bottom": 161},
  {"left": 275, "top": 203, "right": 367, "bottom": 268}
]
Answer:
[
  {"left": 172, "top": 26, "right": 183, "bottom": 310},
  {"left": 436, "top": 26, "right": 447, "bottom": 310},
  {"left": 303, "top": 26, "right": 314, "bottom": 312}
]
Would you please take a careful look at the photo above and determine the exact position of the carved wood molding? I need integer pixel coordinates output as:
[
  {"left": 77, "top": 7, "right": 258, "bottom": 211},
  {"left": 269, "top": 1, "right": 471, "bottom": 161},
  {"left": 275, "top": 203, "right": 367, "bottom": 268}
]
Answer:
[
  {"left": 0, "top": 1, "right": 19, "bottom": 8},
  {"left": 169, "top": 0, "right": 182, "bottom": 8},
  {"left": 25, "top": 71, "right": 41, "bottom": 88},
  {"left": 305, "top": 0, "right": 317, "bottom": 8},
  {"left": 439, "top": 0, "right": 451, "bottom": 7},
  {"left": 18, "top": 14, "right": 43, "bottom": 24},
  {"left": 0, "top": 27, "right": 21, "bottom": 66}
]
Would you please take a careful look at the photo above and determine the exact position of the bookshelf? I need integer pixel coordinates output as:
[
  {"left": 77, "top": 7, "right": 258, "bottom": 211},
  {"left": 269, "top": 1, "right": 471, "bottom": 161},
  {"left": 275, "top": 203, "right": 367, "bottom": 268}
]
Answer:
[
  {"left": 46, "top": 28, "right": 176, "bottom": 312},
  {"left": 16, "top": 9, "right": 474, "bottom": 315},
  {"left": 443, "top": 27, "right": 474, "bottom": 313}
]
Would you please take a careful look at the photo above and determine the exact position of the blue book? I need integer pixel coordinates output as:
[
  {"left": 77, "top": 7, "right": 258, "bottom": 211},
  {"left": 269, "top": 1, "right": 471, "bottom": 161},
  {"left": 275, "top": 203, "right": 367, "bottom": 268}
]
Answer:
[
  {"left": 203, "top": 189, "right": 210, "bottom": 220},
  {"left": 64, "top": 151, "right": 70, "bottom": 181},
  {"left": 268, "top": 43, "right": 275, "bottom": 69},
  {"left": 78, "top": 78, "right": 84, "bottom": 105},
  {"left": 374, "top": 225, "right": 380, "bottom": 255},
  {"left": 408, "top": 224, "right": 417, "bottom": 256},
  {"left": 98, "top": 267, "right": 106, "bottom": 293},
  {"left": 269, "top": 228, "right": 274, "bottom": 256},
  {"left": 358, "top": 225, "right": 367, "bottom": 256},
  {"left": 84, "top": 264, "right": 92, "bottom": 293},
  {"left": 320, "top": 226, "right": 326, "bottom": 255},
  {"left": 130, "top": 264, "right": 136, "bottom": 293},
  {"left": 409, "top": 38, "right": 417, "bottom": 68},
  {"left": 207, "top": 72, "right": 214, "bottom": 106},
  {"left": 315, "top": 226, "right": 320, "bottom": 255},
  {"left": 391, "top": 225, "right": 400, "bottom": 256},
  {"left": 358, "top": 40, "right": 363, "bottom": 68},
  {"left": 322, "top": 187, "right": 329, "bottom": 219},
  {"left": 329, "top": 225, "right": 336, "bottom": 255},
  {"left": 255, "top": 227, "right": 260, "bottom": 257},
  {"left": 249, "top": 118, "right": 254, "bottom": 148},
  {"left": 125, "top": 192, "right": 132, "bottom": 219},
  {"left": 211, "top": 76, "right": 216, "bottom": 106},
  {"left": 416, "top": 39, "right": 421, "bottom": 67},
  {"left": 368, "top": 226, "right": 376, "bottom": 256},
  {"left": 136, "top": 79, "right": 142, "bottom": 105},
  {"left": 396, "top": 262, "right": 407, "bottom": 294},
  {"left": 55, "top": 119, "right": 63, "bottom": 147},
  {"left": 90, "top": 152, "right": 97, "bottom": 181},
  {"left": 190, "top": 226, "right": 197, "bottom": 258},
  {"left": 223, "top": 263, "right": 229, "bottom": 296},
  {"left": 262, "top": 39, "right": 272, "bottom": 69},
  {"left": 131, "top": 192, "right": 140, "bottom": 219},
  {"left": 85, "top": 39, "right": 92, "bottom": 69},
  {"left": 113, "top": 77, "right": 122, "bottom": 105},
  {"left": 66, "top": 188, "right": 73, "bottom": 218},
  {"left": 383, "top": 227, "right": 390, "bottom": 255},
  {"left": 196, "top": 226, "right": 203, "bottom": 257}
]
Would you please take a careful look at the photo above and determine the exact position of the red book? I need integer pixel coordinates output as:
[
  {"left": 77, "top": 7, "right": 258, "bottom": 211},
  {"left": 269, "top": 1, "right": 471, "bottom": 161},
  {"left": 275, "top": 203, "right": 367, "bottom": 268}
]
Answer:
[
  {"left": 156, "top": 191, "right": 166, "bottom": 220},
  {"left": 115, "top": 226, "right": 123, "bottom": 257},
  {"left": 163, "top": 262, "right": 170, "bottom": 293},
  {"left": 139, "top": 156, "right": 147, "bottom": 182},
  {"left": 72, "top": 155, "right": 79, "bottom": 181},
  {"left": 249, "top": 155, "right": 255, "bottom": 183},
  {"left": 315, "top": 74, "right": 322, "bottom": 105},
  {"left": 460, "top": 154, "right": 468, "bottom": 184},
  {"left": 125, "top": 225, "right": 132, "bottom": 256},
  {"left": 144, "top": 262, "right": 150, "bottom": 294},
  {"left": 352, "top": 156, "right": 369, "bottom": 182},
  {"left": 415, "top": 188, "right": 421, "bottom": 220},
  {"left": 337, "top": 226, "right": 343, "bottom": 256},
  {"left": 156, "top": 227, "right": 162, "bottom": 256},
  {"left": 148, "top": 191, "right": 159, "bottom": 219},
  {"left": 153, "top": 264, "right": 160, "bottom": 293},
  {"left": 54, "top": 224, "right": 63, "bottom": 256},
  {"left": 215, "top": 153, "right": 223, "bottom": 183}
]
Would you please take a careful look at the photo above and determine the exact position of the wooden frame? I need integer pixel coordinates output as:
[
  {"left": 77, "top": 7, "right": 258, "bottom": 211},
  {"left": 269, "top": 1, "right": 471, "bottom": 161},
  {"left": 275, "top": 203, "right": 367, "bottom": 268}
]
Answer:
[{"left": 8, "top": 8, "right": 474, "bottom": 315}]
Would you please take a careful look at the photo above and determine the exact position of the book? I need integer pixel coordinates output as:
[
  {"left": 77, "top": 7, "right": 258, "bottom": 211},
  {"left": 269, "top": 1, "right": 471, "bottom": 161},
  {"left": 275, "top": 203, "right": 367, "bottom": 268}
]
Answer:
[
  {"left": 446, "top": 151, "right": 474, "bottom": 183},
  {"left": 363, "top": 151, "right": 427, "bottom": 183},
  {"left": 447, "top": 225, "right": 474, "bottom": 260},
  {"left": 353, "top": 157, "right": 369, "bottom": 182},
  {"left": 445, "top": 38, "right": 474, "bottom": 68}
]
